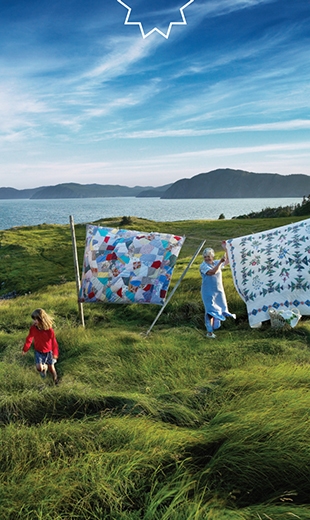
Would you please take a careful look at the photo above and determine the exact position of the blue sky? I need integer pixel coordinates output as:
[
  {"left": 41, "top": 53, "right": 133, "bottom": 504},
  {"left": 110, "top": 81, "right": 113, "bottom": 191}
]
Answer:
[{"left": 0, "top": 0, "right": 309, "bottom": 188}]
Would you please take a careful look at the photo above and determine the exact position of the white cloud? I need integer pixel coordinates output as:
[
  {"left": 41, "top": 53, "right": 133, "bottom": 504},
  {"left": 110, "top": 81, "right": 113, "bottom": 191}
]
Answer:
[
  {"left": 82, "top": 35, "right": 159, "bottom": 81},
  {"left": 168, "top": 141, "right": 310, "bottom": 158},
  {"left": 192, "top": 0, "right": 276, "bottom": 20},
  {"left": 110, "top": 119, "right": 310, "bottom": 139}
]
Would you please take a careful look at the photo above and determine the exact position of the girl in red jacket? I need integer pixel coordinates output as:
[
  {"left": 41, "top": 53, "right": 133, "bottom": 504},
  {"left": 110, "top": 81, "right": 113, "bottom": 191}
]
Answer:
[{"left": 22, "top": 308, "right": 59, "bottom": 384}]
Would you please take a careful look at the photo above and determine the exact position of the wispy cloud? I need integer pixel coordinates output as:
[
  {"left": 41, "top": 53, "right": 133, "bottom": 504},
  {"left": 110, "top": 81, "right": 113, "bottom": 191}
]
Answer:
[
  {"left": 165, "top": 141, "right": 310, "bottom": 160},
  {"left": 192, "top": 0, "right": 276, "bottom": 20},
  {"left": 104, "top": 119, "right": 310, "bottom": 139},
  {"left": 82, "top": 36, "right": 157, "bottom": 81}
]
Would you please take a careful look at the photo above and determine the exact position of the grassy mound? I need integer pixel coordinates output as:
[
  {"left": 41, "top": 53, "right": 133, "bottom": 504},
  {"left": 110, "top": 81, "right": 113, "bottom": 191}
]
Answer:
[{"left": 0, "top": 215, "right": 310, "bottom": 519}]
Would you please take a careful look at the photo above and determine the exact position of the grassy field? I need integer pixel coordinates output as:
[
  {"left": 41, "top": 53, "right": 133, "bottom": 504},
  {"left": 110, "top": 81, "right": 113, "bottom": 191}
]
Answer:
[{"left": 0, "top": 215, "right": 310, "bottom": 519}]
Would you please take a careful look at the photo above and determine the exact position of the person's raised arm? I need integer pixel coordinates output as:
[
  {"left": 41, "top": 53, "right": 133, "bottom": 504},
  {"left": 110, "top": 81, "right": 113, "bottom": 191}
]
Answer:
[
  {"left": 222, "top": 241, "right": 230, "bottom": 266},
  {"left": 206, "top": 256, "right": 226, "bottom": 275}
]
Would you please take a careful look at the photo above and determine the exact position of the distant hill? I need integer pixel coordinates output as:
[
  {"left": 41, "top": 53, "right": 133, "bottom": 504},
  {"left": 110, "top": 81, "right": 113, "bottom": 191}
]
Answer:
[
  {"left": 30, "top": 183, "right": 155, "bottom": 199},
  {"left": 136, "top": 184, "right": 173, "bottom": 197},
  {"left": 0, "top": 183, "right": 167, "bottom": 199},
  {"left": 2, "top": 171, "right": 310, "bottom": 200},
  {"left": 0, "top": 187, "right": 41, "bottom": 199},
  {"left": 161, "top": 169, "right": 310, "bottom": 199}
]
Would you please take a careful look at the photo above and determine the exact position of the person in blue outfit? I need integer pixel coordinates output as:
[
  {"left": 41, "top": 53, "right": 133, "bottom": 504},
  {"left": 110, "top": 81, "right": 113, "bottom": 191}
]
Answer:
[{"left": 200, "top": 247, "right": 236, "bottom": 338}]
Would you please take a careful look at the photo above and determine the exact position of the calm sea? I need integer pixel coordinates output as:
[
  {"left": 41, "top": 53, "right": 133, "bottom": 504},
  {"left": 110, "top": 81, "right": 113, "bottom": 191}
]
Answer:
[{"left": 0, "top": 197, "right": 302, "bottom": 230}]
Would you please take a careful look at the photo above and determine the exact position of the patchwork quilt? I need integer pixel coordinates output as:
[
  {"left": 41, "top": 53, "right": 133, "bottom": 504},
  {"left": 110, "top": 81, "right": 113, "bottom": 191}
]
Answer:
[
  {"left": 226, "top": 218, "right": 310, "bottom": 327},
  {"left": 79, "top": 225, "right": 185, "bottom": 305}
]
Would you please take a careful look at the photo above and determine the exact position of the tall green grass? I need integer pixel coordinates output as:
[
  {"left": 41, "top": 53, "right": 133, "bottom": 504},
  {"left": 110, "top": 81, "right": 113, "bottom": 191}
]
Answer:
[{"left": 1, "top": 216, "right": 310, "bottom": 518}]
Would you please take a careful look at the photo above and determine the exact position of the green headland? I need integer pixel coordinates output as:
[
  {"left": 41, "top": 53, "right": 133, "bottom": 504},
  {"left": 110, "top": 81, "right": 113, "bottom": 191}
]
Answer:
[{"left": 0, "top": 215, "right": 310, "bottom": 519}]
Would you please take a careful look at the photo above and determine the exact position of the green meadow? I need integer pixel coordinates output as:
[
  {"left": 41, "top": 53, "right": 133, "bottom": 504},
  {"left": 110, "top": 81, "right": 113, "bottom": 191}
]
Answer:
[{"left": 1, "top": 215, "right": 310, "bottom": 519}]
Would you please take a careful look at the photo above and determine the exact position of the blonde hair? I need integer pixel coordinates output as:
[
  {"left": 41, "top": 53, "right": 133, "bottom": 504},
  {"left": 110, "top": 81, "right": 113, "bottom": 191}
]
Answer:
[{"left": 31, "top": 308, "right": 54, "bottom": 330}]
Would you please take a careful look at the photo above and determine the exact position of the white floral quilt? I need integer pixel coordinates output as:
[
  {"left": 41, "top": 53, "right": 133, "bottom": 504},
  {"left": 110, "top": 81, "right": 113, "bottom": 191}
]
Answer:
[{"left": 226, "top": 218, "right": 310, "bottom": 327}]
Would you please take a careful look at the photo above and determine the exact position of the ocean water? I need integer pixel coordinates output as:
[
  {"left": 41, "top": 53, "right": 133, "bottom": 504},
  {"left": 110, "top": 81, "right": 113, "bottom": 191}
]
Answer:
[{"left": 0, "top": 197, "right": 302, "bottom": 230}]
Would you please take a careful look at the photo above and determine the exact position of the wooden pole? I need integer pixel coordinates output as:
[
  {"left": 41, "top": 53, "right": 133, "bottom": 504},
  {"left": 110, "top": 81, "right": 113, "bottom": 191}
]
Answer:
[
  {"left": 144, "top": 239, "right": 206, "bottom": 337},
  {"left": 69, "top": 215, "right": 85, "bottom": 328}
]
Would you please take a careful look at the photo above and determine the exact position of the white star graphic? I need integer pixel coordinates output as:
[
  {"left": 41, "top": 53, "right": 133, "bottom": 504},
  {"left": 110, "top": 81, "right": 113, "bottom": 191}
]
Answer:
[{"left": 117, "top": 0, "right": 194, "bottom": 39}]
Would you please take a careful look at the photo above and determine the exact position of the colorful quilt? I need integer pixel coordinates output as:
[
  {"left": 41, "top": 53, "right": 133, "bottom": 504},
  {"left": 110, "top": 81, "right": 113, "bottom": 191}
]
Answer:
[
  {"left": 226, "top": 218, "right": 310, "bottom": 327},
  {"left": 79, "top": 225, "right": 185, "bottom": 305}
]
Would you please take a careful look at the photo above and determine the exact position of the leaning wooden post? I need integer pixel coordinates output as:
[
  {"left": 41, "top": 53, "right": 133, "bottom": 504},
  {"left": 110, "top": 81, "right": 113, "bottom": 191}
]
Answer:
[
  {"left": 69, "top": 215, "right": 85, "bottom": 328},
  {"left": 145, "top": 239, "right": 206, "bottom": 337}
]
